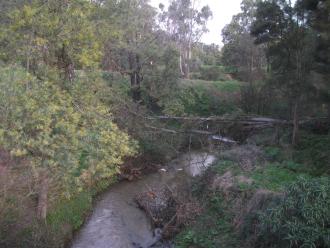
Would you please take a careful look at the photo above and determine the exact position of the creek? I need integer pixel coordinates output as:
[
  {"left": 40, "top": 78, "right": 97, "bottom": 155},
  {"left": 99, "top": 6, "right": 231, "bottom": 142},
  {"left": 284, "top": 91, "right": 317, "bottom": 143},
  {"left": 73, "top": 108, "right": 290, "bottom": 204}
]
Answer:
[{"left": 71, "top": 152, "right": 216, "bottom": 248}]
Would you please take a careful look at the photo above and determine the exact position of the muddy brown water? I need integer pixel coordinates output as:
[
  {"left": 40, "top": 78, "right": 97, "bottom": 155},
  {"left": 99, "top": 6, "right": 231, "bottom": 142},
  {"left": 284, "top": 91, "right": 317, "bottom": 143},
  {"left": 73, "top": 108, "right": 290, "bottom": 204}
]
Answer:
[{"left": 71, "top": 152, "right": 216, "bottom": 248}]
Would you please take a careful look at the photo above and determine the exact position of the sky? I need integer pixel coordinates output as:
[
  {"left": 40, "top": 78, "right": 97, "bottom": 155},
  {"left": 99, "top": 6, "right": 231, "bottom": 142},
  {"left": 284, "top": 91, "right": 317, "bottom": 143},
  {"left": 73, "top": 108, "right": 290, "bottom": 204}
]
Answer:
[{"left": 150, "top": 0, "right": 243, "bottom": 46}]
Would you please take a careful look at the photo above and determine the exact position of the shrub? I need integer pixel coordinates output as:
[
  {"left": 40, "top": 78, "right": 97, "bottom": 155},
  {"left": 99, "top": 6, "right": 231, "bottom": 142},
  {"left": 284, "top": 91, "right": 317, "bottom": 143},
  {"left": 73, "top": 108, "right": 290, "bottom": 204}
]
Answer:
[
  {"left": 0, "top": 67, "right": 137, "bottom": 196},
  {"left": 199, "top": 65, "right": 226, "bottom": 81},
  {"left": 257, "top": 177, "right": 330, "bottom": 248},
  {"left": 294, "top": 134, "right": 330, "bottom": 176}
]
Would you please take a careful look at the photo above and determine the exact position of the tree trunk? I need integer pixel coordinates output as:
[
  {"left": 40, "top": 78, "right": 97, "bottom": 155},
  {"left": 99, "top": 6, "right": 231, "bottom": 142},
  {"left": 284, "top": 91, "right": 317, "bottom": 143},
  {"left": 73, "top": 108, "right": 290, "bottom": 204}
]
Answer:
[
  {"left": 130, "top": 71, "right": 141, "bottom": 102},
  {"left": 179, "top": 53, "right": 184, "bottom": 76},
  {"left": 292, "top": 99, "right": 299, "bottom": 146},
  {"left": 179, "top": 46, "right": 189, "bottom": 79},
  {"left": 128, "top": 53, "right": 142, "bottom": 102},
  {"left": 37, "top": 172, "right": 49, "bottom": 220},
  {"left": 57, "top": 44, "right": 75, "bottom": 83}
]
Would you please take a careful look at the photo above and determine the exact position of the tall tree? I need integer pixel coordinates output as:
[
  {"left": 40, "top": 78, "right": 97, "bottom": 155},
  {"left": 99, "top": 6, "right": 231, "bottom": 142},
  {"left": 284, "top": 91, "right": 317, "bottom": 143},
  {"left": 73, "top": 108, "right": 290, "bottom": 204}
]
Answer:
[
  {"left": 251, "top": 0, "right": 318, "bottom": 145},
  {"left": 102, "top": 0, "right": 159, "bottom": 102},
  {"left": 159, "top": 0, "right": 212, "bottom": 78},
  {"left": 297, "top": 0, "right": 330, "bottom": 123},
  {"left": 222, "top": 0, "right": 265, "bottom": 82},
  {"left": 221, "top": 0, "right": 267, "bottom": 114}
]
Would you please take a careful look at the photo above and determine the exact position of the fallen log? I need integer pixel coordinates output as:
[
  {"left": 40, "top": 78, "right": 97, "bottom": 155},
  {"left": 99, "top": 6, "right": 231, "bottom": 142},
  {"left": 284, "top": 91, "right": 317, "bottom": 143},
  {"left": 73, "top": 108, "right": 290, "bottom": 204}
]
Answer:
[{"left": 146, "top": 115, "right": 328, "bottom": 126}]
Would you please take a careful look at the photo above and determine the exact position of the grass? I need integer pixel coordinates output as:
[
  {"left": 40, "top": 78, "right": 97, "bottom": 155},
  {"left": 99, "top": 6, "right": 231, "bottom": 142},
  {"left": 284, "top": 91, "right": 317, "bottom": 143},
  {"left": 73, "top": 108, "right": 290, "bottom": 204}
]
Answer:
[
  {"left": 212, "top": 159, "right": 310, "bottom": 192},
  {"left": 48, "top": 192, "right": 92, "bottom": 231},
  {"left": 251, "top": 163, "right": 310, "bottom": 191},
  {"left": 213, "top": 80, "right": 242, "bottom": 92}
]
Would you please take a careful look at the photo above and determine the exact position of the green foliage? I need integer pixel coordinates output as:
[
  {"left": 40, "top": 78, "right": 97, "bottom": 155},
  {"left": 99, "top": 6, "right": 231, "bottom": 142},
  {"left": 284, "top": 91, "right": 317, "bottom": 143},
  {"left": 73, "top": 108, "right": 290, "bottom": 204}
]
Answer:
[
  {"left": 0, "top": 66, "right": 137, "bottom": 196},
  {"left": 177, "top": 143, "right": 329, "bottom": 248},
  {"left": 212, "top": 156, "right": 310, "bottom": 192},
  {"left": 294, "top": 134, "right": 330, "bottom": 175},
  {"left": 251, "top": 1, "right": 318, "bottom": 144},
  {"left": 143, "top": 46, "right": 182, "bottom": 115},
  {"left": 176, "top": 79, "right": 242, "bottom": 116},
  {"left": 257, "top": 177, "right": 330, "bottom": 248},
  {"left": 48, "top": 192, "right": 92, "bottom": 230},
  {"left": 191, "top": 43, "right": 222, "bottom": 67},
  {"left": 264, "top": 146, "right": 282, "bottom": 161},
  {"left": 199, "top": 65, "right": 227, "bottom": 81},
  {"left": 160, "top": 0, "right": 212, "bottom": 78},
  {"left": 48, "top": 175, "right": 116, "bottom": 231},
  {"left": 251, "top": 163, "right": 310, "bottom": 191},
  {"left": 2, "top": 0, "right": 101, "bottom": 79},
  {"left": 214, "top": 80, "right": 242, "bottom": 92},
  {"left": 221, "top": 0, "right": 265, "bottom": 82}
]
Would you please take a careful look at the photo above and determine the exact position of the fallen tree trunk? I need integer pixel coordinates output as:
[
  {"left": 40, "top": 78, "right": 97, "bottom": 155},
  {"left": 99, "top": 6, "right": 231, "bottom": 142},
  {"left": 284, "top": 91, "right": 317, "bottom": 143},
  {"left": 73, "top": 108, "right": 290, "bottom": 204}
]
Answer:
[
  {"left": 146, "top": 115, "right": 290, "bottom": 124},
  {"left": 147, "top": 115, "right": 328, "bottom": 126}
]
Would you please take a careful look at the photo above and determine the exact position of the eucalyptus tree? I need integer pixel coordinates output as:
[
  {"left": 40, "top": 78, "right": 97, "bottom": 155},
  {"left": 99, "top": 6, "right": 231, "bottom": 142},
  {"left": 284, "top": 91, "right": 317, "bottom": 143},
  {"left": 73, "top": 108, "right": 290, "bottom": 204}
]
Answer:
[
  {"left": 221, "top": 0, "right": 265, "bottom": 81},
  {"left": 251, "top": 0, "right": 318, "bottom": 145},
  {"left": 101, "top": 0, "right": 160, "bottom": 102},
  {"left": 297, "top": 0, "right": 330, "bottom": 123},
  {"left": 159, "top": 0, "right": 212, "bottom": 78},
  {"left": 221, "top": 0, "right": 267, "bottom": 114}
]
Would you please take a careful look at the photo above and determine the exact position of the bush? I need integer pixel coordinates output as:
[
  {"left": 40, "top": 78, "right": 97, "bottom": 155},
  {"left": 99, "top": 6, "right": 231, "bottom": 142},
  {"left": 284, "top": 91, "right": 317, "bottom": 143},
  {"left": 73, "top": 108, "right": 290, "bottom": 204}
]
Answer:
[
  {"left": 256, "top": 177, "right": 330, "bottom": 248},
  {"left": 294, "top": 134, "right": 330, "bottom": 176},
  {"left": 199, "top": 65, "right": 226, "bottom": 81},
  {"left": 178, "top": 80, "right": 242, "bottom": 116},
  {"left": 0, "top": 66, "right": 137, "bottom": 247}
]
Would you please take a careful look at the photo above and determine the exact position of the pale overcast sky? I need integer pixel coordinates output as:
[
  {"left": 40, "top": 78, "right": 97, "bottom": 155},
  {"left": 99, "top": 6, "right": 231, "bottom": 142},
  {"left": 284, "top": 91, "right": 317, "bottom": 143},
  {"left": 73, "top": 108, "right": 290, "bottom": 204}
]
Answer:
[{"left": 150, "top": 0, "right": 242, "bottom": 46}]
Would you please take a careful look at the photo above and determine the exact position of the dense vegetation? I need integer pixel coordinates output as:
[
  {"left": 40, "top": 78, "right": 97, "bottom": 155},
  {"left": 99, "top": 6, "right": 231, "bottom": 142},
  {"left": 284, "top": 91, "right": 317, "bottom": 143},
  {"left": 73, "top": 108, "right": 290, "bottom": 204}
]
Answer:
[{"left": 0, "top": 0, "right": 329, "bottom": 247}]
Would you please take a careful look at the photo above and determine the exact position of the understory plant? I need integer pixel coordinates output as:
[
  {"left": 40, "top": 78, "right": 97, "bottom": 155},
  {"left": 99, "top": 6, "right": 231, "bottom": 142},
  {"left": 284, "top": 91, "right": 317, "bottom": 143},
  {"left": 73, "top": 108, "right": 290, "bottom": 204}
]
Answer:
[{"left": 257, "top": 177, "right": 330, "bottom": 248}]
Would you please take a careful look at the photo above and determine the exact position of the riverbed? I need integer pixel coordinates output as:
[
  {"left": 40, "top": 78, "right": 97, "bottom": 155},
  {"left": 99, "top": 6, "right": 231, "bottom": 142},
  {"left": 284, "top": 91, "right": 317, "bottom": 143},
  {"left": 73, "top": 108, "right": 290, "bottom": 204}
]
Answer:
[{"left": 71, "top": 152, "right": 216, "bottom": 248}]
